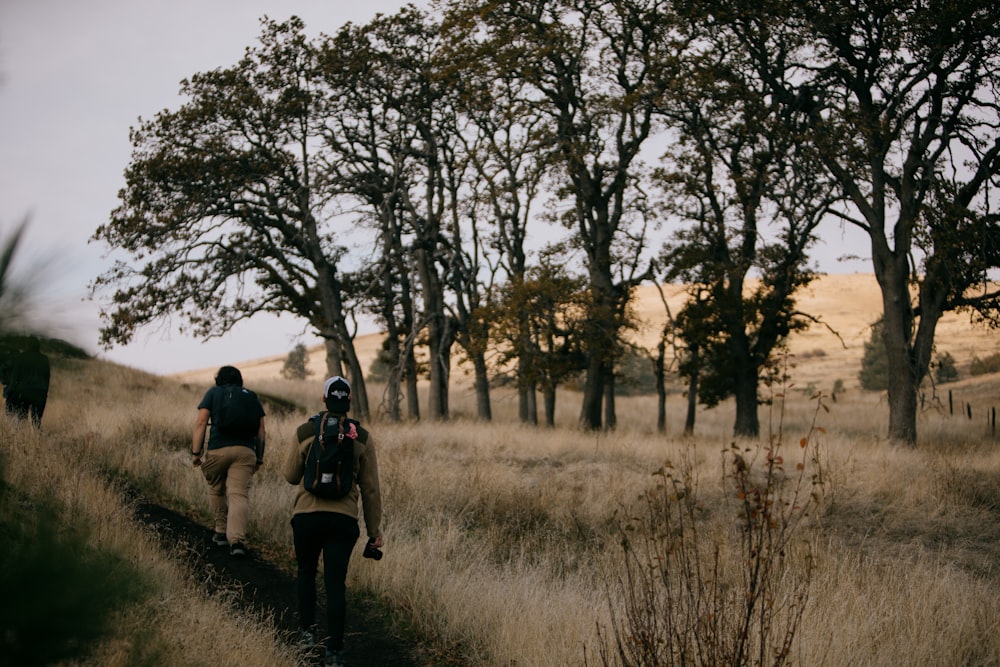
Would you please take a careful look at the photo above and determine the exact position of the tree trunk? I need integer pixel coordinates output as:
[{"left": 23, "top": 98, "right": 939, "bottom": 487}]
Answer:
[
  {"left": 579, "top": 355, "right": 604, "bottom": 430},
  {"left": 519, "top": 384, "right": 538, "bottom": 425},
  {"left": 414, "top": 241, "right": 450, "bottom": 420},
  {"left": 684, "top": 363, "right": 698, "bottom": 437},
  {"left": 385, "top": 368, "right": 401, "bottom": 423},
  {"left": 402, "top": 337, "right": 420, "bottom": 421},
  {"left": 380, "top": 332, "right": 402, "bottom": 423},
  {"left": 603, "top": 370, "right": 617, "bottom": 431},
  {"left": 472, "top": 352, "right": 492, "bottom": 420},
  {"left": 543, "top": 386, "right": 556, "bottom": 428},
  {"left": 873, "top": 250, "right": 950, "bottom": 446},
  {"left": 655, "top": 339, "right": 667, "bottom": 434},
  {"left": 518, "top": 355, "right": 537, "bottom": 425},
  {"left": 732, "top": 372, "right": 760, "bottom": 438},
  {"left": 579, "top": 277, "right": 618, "bottom": 430},
  {"left": 425, "top": 314, "right": 452, "bottom": 421},
  {"left": 731, "top": 338, "right": 760, "bottom": 438},
  {"left": 323, "top": 338, "right": 343, "bottom": 379},
  {"left": 343, "top": 347, "right": 370, "bottom": 422}
]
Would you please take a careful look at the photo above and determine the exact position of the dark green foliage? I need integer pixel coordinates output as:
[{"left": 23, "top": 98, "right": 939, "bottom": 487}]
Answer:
[
  {"left": 0, "top": 473, "right": 150, "bottom": 666},
  {"left": 969, "top": 352, "right": 1000, "bottom": 376},
  {"left": 255, "top": 389, "right": 304, "bottom": 417},
  {"left": 281, "top": 342, "right": 313, "bottom": 380},
  {"left": 368, "top": 341, "right": 393, "bottom": 383},
  {"left": 858, "top": 319, "right": 889, "bottom": 391},
  {"left": 934, "top": 352, "right": 959, "bottom": 384},
  {"left": 491, "top": 267, "right": 589, "bottom": 395},
  {"left": 41, "top": 338, "right": 90, "bottom": 360},
  {"left": 614, "top": 346, "right": 657, "bottom": 396}
]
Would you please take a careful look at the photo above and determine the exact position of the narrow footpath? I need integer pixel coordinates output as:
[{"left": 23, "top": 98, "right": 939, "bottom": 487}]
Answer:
[{"left": 132, "top": 497, "right": 431, "bottom": 667}]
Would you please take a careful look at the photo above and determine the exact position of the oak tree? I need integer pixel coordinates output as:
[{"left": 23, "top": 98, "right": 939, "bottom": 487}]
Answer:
[
  {"left": 715, "top": 0, "right": 1000, "bottom": 444},
  {"left": 91, "top": 18, "right": 373, "bottom": 416}
]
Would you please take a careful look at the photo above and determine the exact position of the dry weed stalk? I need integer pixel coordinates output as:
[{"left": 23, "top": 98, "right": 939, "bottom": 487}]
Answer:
[{"left": 595, "top": 384, "right": 828, "bottom": 666}]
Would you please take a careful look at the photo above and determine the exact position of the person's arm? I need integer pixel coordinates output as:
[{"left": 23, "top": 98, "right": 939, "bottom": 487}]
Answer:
[
  {"left": 254, "top": 416, "right": 266, "bottom": 470},
  {"left": 191, "top": 408, "right": 210, "bottom": 467},
  {"left": 358, "top": 435, "right": 383, "bottom": 544},
  {"left": 283, "top": 425, "right": 310, "bottom": 484}
]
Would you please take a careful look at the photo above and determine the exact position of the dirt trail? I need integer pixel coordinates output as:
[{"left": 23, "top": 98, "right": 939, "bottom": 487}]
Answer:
[{"left": 132, "top": 497, "right": 429, "bottom": 667}]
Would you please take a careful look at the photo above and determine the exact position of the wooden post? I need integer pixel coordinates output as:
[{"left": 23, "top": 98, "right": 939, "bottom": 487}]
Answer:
[
  {"left": 949, "top": 390, "right": 954, "bottom": 416},
  {"left": 967, "top": 402, "right": 972, "bottom": 420}
]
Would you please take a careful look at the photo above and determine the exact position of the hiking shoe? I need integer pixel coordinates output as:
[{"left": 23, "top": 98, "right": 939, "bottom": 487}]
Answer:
[
  {"left": 229, "top": 541, "right": 247, "bottom": 558},
  {"left": 211, "top": 532, "right": 228, "bottom": 546},
  {"left": 298, "top": 628, "right": 317, "bottom": 650},
  {"left": 324, "top": 648, "right": 345, "bottom": 667}
]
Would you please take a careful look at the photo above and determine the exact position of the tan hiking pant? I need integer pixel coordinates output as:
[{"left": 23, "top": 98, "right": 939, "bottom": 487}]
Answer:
[{"left": 200, "top": 445, "right": 257, "bottom": 544}]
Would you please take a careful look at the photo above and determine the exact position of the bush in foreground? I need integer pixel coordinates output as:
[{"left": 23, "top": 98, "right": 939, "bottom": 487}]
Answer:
[
  {"left": 594, "top": 392, "right": 826, "bottom": 667},
  {"left": 0, "top": 461, "right": 151, "bottom": 666}
]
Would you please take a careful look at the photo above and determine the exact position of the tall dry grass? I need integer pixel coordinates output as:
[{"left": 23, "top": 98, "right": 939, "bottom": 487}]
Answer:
[
  {"left": 0, "top": 367, "right": 301, "bottom": 667},
  {"left": 8, "top": 354, "right": 1000, "bottom": 665}
]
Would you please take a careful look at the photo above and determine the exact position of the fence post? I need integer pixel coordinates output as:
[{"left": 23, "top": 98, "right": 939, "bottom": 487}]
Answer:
[{"left": 949, "top": 390, "right": 954, "bottom": 416}]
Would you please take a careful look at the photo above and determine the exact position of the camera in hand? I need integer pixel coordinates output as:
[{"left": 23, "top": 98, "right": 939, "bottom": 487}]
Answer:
[{"left": 363, "top": 538, "right": 383, "bottom": 560}]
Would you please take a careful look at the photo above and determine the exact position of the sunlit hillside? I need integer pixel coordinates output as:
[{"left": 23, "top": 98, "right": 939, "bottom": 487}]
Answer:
[{"left": 173, "top": 273, "right": 1000, "bottom": 397}]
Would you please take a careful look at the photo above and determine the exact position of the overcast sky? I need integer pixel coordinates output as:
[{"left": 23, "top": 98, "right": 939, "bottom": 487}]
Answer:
[{"left": 0, "top": 0, "right": 869, "bottom": 377}]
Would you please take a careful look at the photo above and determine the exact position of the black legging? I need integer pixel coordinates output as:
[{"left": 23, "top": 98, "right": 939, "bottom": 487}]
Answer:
[
  {"left": 291, "top": 511, "right": 360, "bottom": 651},
  {"left": 4, "top": 392, "right": 45, "bottom": 427}
]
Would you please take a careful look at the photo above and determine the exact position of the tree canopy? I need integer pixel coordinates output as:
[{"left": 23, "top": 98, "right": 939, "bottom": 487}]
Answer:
[{"left": 91, "top": 1, "right": 1000, "bottom": 441}]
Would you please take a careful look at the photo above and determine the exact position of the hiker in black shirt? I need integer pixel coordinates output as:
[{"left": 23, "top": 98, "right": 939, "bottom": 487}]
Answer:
[
  {"left": 191, "top": 365, "right": 266, "bottom": 558},
  {"left": 2, "top": 335, "right": 50, "bottom": 427}
]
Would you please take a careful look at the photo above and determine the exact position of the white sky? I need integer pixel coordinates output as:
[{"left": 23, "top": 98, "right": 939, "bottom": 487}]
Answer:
[
  {"left": 0, "top": 0, "right": 870, "bottom": 376},
  {"left": 0, "top": 0, "right": 434, "bottom": 375}
]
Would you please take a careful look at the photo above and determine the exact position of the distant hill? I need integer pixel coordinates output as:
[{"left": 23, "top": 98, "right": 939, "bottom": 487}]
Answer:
[{"left": 172, "top": 273, "right": 1000, "bottom": 393}]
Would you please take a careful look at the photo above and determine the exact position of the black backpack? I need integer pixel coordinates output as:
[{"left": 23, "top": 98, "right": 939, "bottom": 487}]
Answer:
[
  {"left": 303, "top": 412, "right": 361, "bottom": 499},
  {"left": 214, "top": 386, "right": 261, "bottom": 439}
]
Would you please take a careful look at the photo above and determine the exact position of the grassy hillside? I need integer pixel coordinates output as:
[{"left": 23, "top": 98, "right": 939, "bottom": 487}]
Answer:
[
  {"left": 5, "top": 330, "right": 1000, "bottom": 664},
  {"left": 1, "top": 357, "right": 299, "bottom": 667},
  {"left": 174, "top": 273, "right": 1000, "bottom": 396}
]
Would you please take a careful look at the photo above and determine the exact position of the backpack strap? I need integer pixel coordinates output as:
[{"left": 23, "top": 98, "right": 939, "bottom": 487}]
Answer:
[{"left": 316, "top": 411, "right": 328, "bottom": 449}]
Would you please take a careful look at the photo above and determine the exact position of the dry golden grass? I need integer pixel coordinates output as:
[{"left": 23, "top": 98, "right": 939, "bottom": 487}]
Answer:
[
  {"left": 7, "top": 274, "right": 1000, "bottom": 665},
  {"left": 1, "top": 373, "right": 300, "bottom": 667},
  {"left": 10, "top": 357, "right": 1000, "bottom": 665}
]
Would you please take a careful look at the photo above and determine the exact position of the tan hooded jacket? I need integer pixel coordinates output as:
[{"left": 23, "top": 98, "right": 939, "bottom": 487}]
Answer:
[{"left": 283, "top": 413, "right": 383, "bottom": 540}]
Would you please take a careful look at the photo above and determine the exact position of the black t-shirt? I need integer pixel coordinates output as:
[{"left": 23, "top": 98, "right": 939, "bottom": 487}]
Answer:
[
  {"left": 7, "top": 350, "right": 50, "bottom": 404},
  {"left": 197, "top": 384, "right": 265, "bottom": 450}
]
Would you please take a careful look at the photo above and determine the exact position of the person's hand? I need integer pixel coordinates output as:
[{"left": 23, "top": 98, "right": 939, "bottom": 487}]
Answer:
[
  {"left": 191, "top": 451, "right": 202, "bottom": 467},
  {"left": 371, "top": 535, "right": 384, "bottom": 549}
]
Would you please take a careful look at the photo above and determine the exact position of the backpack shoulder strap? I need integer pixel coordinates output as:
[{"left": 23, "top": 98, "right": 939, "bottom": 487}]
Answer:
[{"left": 315, "top": 411, "right": 330, "bottom": 447}]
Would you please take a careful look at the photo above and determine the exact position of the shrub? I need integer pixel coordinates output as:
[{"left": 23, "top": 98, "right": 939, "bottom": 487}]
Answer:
[
  {"left": 969, "top": 352, "right": 1000, "bottom": 376},
  {"left": 280, "top": 342, "right": 313, "bottom": 380},
  {"left": 935, "top": 352, "right": 959, "bottom": 384},
  {"left": 615, "top": 346, "right": 657, "bottom": 396},
  {"left": 858, "top": 319, "right": 889, "bottom": 391},
  {"left": 594, "top": 416, "right": 825, "bottom": 666}
]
